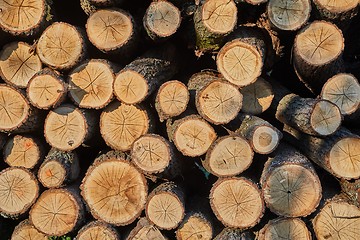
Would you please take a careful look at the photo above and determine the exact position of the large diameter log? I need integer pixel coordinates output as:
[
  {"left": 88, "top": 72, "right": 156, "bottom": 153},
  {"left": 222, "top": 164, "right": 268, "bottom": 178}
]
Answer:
[
  {"left": 0, "top": 167, "right": 39, "bottom": 219},
  {"left": 293, "top": 21, "right": 345, "bottom": 94},
  {"left": 276, "top": 94, "right": 342, "bottom": 136},
  {"left": 176, "top": 212, "right": 213, "bottom": 240},
  {"left": 30, "top": 188, "right": 85, "bottom": 236},
  {"left": 284, "top": 125, "right": 360, "bottom": 179},
  {"left": 146, "top": 182, "right": 185, "bottom": 230},
  {"left": 261, "top": 144, "right": 322, "bottom": 217},
  {"left": 80, "top": 151, "right": 148, "bottom": 226},
  {"left": 210, "top": 177, "right": 264, "bottom": 228},
  {"left": 0, "top": 42, "right": 42, "bottom": 88},
  {"left": 75, "top": 221, "right": 120, "bottom": 240},
  {"left": 258, "top": 218, "right": 311, "bottom": 240},
  {"left": 193, "top": 0, "right": 237, "bottom": 54},
  {"left": 126, "top": 217, "right": 167, "bottom": 240},
  {"left": 36, "top": 22, "right": 86, "bottom": 71},
  {"left": 214, "top": 228, "right": 255, "bottom": 240},
  {"left": 11, "top": 219, "right": 48, "bottom": 240}
]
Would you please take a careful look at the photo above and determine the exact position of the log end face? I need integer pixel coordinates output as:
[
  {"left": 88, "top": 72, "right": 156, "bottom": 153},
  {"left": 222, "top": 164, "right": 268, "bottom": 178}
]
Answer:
[
  {"left": 11, "top": 220, "right": 48, "bottom": 240},
  {"left": 176, "top": 214, "right": 213, "bottom": 240},
  {"left": 76, "top": 221, "right": 120, "bottom": 240},
  {"left": 314, "top": 0, "right": 358, "bottom": 13},
  {"left": 38, "top": 160, "right": 66, "bottom": 188},
  {"left": 252, "top": 125, "right": 281, "bottom": 154},
  {"left": 259, "top": 218, "right": 311, "bottom": 240},
  {"left": 114, "top": 70, "right": 148, "bottom": 105},
  {"left": 310, "top": 100, "right": 342, "bottom": 136}
]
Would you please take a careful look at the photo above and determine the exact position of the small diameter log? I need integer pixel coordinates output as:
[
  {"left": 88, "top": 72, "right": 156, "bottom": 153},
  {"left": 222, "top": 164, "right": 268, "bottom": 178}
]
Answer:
[
  {"left": 167, "top": 115, "right": 217, "bottom": 157},
  {"left": 320, "top": 73, "right": 360, "bottom": 116},
  {"left": 36, "top": 22, "right": 86, "bottom": 71},
  {"left": 276, "top": 94, "right": 342, "bottom": 136},
  {"left": 38, "top": 149, "right": 80, "bottom": 188},
  {"left": 260, "top": 144, "right": 322, "bottom": 217},
  {"left": 240, "top": 77, "right": 274, "bottom": 115},
  {"left": 236, "top": 114, "right": 282, "bottom": 154},
  {"left": 27, "top": 68, "right": 67, "bottom": 110},
  {"left": 202, "top": 134, "right": 254, "bottom": 177},
  {"left": 75, "top": 221, "right": 120, "bottom": 240},
  {"left": 113, "top": 44, "right": 177, "bottom": 105},
  {"left": 3, "top": 135, "right": 45, "bottom": 169},
  {"left": 193, "top": 0, "right": 237, "bottom": 54},
  {"left": 0, "top": 84, "right": 41, "bottom": 133},
  {"left": 69, "top": 59, "right": 114, "bottom": 109},
  {"left": 293, "top": 21, "right": 344, "bottom": 94},
  {"left": 146, "top": 182, "right": 185, "bottom": 230},
  {"left": 284, "top": 125, "right": 360, "bottom": 179},
  {"left": 0, "top": 42, "right": 42, "bottom": 88},
  {"left": 0, "top": 167, "right": 39, "bottom": 219},
  {"left": 100, "top": 101, "right": 150, "bottom": 151},
  {"left": 155, "top": 80, "right": 190, "bottom": 122},
  {"left": 86, "top": 8, "right": 137, "bottom": 56},
  {"left": 210, "top": 177, "right": 264, "bottom": 228},
  {"left": 312, "top": 199, "right": 360, "bottom": 240},
  {"left": 126, "top": 217, "right": 167, "bottom": 240},
  {"left": 11, "top": 219, "right": 48, "bottom": 240},
  {"left": 214, "top": 228, "right": 254, "bottom": 240},
  {"left": 258, "top": 218, "right": 311, "bottom": 240},
  {"left": 143, "top": 0, "right": 181, "bottom": 41},
  {"left": 267, "top": 0, "right": 311, "bottom": 31},
  {"left": 176, "top": 212, "right": 213, "bottom": 240},
  {"left": 44, "top": 104, "right": 96, "bottom": 151},
  {"left": 30, "top": 188, "right": 85, "bottom": 236},
  {"left": 80, "top": 151, "right": 148, "bottom": 226}
]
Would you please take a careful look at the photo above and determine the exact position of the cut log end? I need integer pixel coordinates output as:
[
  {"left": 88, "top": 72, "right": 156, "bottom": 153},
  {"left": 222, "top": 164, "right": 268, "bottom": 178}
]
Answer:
[
  {"left": 38, "top": 160, "right": 66, "bottom": 188},
  {"left": 204, "top": 135, "right": 253, "bottom": 177},
  {"left": 156, "top": 80, "right": 189, "bottom": 122},
  {"left": 267, "top": 0, "right": 311, "bottom": 31},
  {"left": 114, "top": 70, "right": 148, "bottom": 105},
  {"left": 100, "top": 101, "right": 149, "bottom": 151},
  {"left": 251, "top": 125, "right": 281, "bottom": 154},
  {"left": 44, "top": 105, "right": 87, "bottom": 151},
  {"left": 314, "top": 0, "right": 358, "bottom": 13},
  {"left": 69, "top": 59, "right": 114, "bottom": 109},
  {"left": 196, "top": 80, "right": 242, "bottom": 125},
  {"left": 127, "top": 218, "right": 166, "bottom": 240},
  {"left": 310, "top": 100, "right": 342, "bottom": 136},
  {"left": 217, "top": 40, "right": 263, "bottom": 87},
  {"left": 76, "top": 221, "right": 120, "bottom": 240},
  {"left": 320, "top": 73, "right": 360, "bottom": 115},
  {"left": 11, "top": 220, "right": 48, "bottom": 240},
  {"left": 176, "top": 213, "right": 213, "bottom": 240},
  {"left": 0, "top": 42, "right": 42, "bottom": 88},
  {"left": 258, "top": 218, "right": 311, "bottom": 240},
  {"left": 210, "top": 178, "right": 264, "bottom": 228},
  {"left": 0, "top": 167, "right": 39, "bottom": 218},
  {"left": 202, "top": 0, "right": 237, "bottom": 34}
]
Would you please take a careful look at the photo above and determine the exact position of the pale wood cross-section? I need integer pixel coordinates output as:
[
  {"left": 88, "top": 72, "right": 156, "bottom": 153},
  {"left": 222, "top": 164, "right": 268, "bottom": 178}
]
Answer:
[
  {"left": 314, "top": 0, "right": 358, "bottom": 13},
  {"left": 258, "top": 218, "right": 312, "bottom": 240},
  {"left": 11, "top": 219, "right": 48, "bottom": 240},
  {"left": 76, "top": 221, "right": 120, "bottom": 240},
  {"left": 176, "top": 213, "right": 213, "bottom": 240},
  {"left": 126, "top": 218, "right": 167, "bottom": 240}
]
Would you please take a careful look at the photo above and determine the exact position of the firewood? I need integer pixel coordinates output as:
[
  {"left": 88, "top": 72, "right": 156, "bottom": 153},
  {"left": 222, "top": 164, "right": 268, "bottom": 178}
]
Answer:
[
  {"left": 29, "top": 188, "right": 85, "bottom": 236},
  {"left": 36, "top": 22, "right": 86, "bottom": 71},
  {"left": 143, "top": 0, "right": 181, "bottom": 41},
  {"left": 0, "top": 42, "right": 42, "bottom": 88},
  {"left": 11, "top": 219, "right": 48, "bottom": 240},
  {"left": 260, "top": 144, "right": 322, "bottom": 217},
  {"left": 80, "top": 151, "right": 148, "bottom": 226},
  {"left": 214, "top": 228, "right": 255, "bottom": 240},
  {"left": 146, "top": 182, "right": 185, "bottom": 230},
  {"left": 27, "top": 68, "right": 67, "bottom": 110},
  {"left": 0, "top": 167, "right": 39, "bottom": 219},
  {"left": 202, "top": 134, "right": 254, "bottom": 177},
  {"left": 38, "top": 148, "right": 80, "bottom": 188},
  {"left": 340, "top": 179, "right": 360, "bottom": 207},
  {"left": 210, "top": 177, "right": 264, "bottom": 228},
  {"left": 75, "top": 221, "right": 120, "bottom": 240},
  {"left": 3, "top": 135, "right": 45, "bottom": 169},
  {"left": 176, "top": 212, "right": 213, "bottom": 240},
  {"left": 258, "top": 218, "right": 311, "bottom": 240},
  {"left": 126, "top": 217, "right": 167, "bottom": 240}
]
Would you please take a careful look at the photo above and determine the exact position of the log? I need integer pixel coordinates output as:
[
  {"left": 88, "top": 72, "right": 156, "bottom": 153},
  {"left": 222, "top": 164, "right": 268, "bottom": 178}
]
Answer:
[
  {"left": 80, "top": 151, "right": 148, "bottom": 226},
  {"left": 11, "top": 219, "right": 48, "bottom": 240},
  {"left": 155, "top": 80, "right": 190, "bottom": 122},
  {"left": 143, "top": 0, "right": 181, "bottom": 41},
  {"left": 340, "top": 179, "right": 360, "bottom": 207},
  {"left": 267, "top": 0, "right": 311, "bottom": 31},
  {"left": 202, "top": 134, "right": 254, "bottom": 177},
  {"left": 176, "top": 212, "right": 213, "bottom": 240},
  {"left": 126, "top": 217, "right": 167, "bottom": 240},
  {"left": 146, "top": 182, "right": 185, "bottom": 230},
  {"left": 214, "top": 228, "right": 255, "bottom": 240},
  {"left": 27, "top": 68, "right": 67, "bottom": 110},
  {"left": 258, "top": 218, "right": 311, "bottom": 240},
  {"left": 210, "top": 177, "right": 264, "bottom": 228},
  {"left": 36, "top": 22, "right": 86, "bottom": 71},
  {"left": 3, "top": 135, "right": 46, "bottom": 169},
  {"left": 38, "top": 148, "right": 80, "bottom": 188},
  {"left": 167, "top": 114, "right": 217, "bottom": 157},
  {"left": 44, "top": 104, "right": 97, "bottom": 151},
  {"left": 75, "top": 221, "right": 120, "bottom": 240},
  {"left": 283, "top": 125, "right": 360, "bottom": 179},
  {"left": 260, "top": 143, "right": 322, "bottom": 217},
  {"left": 29, "top": 188, "right": 85, "bottom": 236},
  {"left": 0, "top": 41, "right": 42, "bottom": 88},
  {"left": 80, "top": 0, "right": 122, "bottom": 15},
  {"left": 193, "top": 0, "right": 237, "bottom": 55},
  {"left": 0, "top": 167, "right": 39, "bottom": 219},
  {"left": 68, "top": 59, "right": 114, "bottom": 109},
  {"left": 293, "top": 21, "right": 345, "bottom": 94},
  {"left": 100, "top": 101, "right": 151, "bottom": 151}
]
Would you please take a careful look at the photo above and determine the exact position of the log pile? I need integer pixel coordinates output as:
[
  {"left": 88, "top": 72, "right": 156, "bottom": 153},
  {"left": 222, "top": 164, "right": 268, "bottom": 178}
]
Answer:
[{"left": 1, "top": 0, "right": 360, "bottom": 239}]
